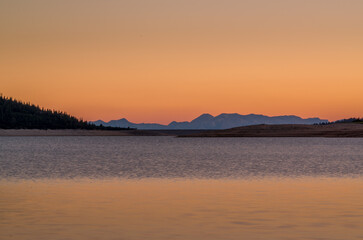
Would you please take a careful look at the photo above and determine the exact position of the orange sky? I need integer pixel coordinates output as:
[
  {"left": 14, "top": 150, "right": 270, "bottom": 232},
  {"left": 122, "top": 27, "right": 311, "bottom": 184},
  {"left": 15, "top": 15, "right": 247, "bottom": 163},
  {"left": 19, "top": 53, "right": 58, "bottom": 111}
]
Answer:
[{"left": 1, "top": 1, "right": 362, "bottom": 124}]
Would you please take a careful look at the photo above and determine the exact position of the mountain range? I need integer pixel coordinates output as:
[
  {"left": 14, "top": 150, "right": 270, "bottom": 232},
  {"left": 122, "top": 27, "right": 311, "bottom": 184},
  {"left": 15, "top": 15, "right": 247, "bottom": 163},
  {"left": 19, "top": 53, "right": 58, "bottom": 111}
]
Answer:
[{"left": 92, "top": 113, "right": 328, "bottom": 130}]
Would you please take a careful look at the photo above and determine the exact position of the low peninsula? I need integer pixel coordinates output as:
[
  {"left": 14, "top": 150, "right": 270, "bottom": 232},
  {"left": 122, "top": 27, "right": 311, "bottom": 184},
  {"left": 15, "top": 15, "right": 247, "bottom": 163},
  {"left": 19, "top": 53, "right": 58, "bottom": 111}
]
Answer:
[{"left": 179, "top": 123, "right": 363, "bottom": 138}]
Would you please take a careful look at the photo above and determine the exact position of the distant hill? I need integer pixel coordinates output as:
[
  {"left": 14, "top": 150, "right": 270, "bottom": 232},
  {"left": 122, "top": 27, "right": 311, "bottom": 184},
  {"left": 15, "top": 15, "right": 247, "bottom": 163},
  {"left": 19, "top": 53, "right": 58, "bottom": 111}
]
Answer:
[
  {"left": 333, "top": 118, "right": 363, "bottom": 124},
  {"left": 93, "top": 118, "right": 166, "bottom": 130},
  {"left": 0, "top": 95, "right": 128, "bottom": 130},
  {"left": 92, "top": 113, "right": 329, "bottom": 130},
  {"left": 178, "top": 123, "right": 363, "bottom": 138}
]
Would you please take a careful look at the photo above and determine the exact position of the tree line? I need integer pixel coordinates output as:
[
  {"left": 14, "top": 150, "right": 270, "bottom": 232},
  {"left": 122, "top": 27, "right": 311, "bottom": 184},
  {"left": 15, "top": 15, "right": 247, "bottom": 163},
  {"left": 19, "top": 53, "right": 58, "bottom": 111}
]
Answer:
[
  {"left": 334, "top": 118, "right": 363, "bottom": 124},
  {"left": 315, "top": 118, "right": 363, "bottom": 125},
  {"left": 0, "top": 95, "right": 132, "bottom": 130}
]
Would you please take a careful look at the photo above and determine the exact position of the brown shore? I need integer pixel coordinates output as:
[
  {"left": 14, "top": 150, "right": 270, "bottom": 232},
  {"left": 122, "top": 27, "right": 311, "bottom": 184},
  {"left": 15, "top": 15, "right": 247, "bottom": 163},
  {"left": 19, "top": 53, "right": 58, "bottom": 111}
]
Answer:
[
  {"left": 1, "top": 124, "right": 363, "bottom": 137},
  {"left": 0, "top": 129, "right": 156, "bottom": 136},
  {"left": 0, "top": 129, "right": 208, "bottom": 137},
  {"left": 179, "top": 123, "right": 363, "bottom": 138}
]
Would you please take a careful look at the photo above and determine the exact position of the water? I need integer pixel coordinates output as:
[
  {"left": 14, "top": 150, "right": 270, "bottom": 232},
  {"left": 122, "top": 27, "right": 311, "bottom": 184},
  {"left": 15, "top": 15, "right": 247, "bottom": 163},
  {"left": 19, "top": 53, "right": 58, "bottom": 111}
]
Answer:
[
  {"left": 0, "top": 136, "right": 362, "bottom": 240},
  {"left": 1, "top": 136, "right": 362, "bottom": 179}
]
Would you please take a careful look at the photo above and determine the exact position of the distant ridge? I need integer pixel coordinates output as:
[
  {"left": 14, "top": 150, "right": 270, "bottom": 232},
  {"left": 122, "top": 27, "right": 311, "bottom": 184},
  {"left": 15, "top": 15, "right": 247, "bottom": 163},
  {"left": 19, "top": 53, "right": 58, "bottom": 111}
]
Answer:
[
  {"left": 178, "top": 123, "right": 363, "bottom": 138},
  {"left": 92, "top": 113, "right": 328, "bottom": 130}
]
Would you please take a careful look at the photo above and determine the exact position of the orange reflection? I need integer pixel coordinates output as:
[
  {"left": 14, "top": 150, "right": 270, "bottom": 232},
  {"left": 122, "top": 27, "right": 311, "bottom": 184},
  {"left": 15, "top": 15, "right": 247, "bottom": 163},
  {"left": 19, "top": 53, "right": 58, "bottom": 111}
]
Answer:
[{"left": 1, "top": 178, "right": 362, "bottom": 240}]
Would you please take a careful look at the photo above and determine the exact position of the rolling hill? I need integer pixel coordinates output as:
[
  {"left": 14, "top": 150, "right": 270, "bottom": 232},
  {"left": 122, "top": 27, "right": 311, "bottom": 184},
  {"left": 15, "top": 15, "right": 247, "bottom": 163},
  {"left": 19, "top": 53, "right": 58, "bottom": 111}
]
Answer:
[{"left": 93, "top": 113, "right": 328, "bottom": 130}]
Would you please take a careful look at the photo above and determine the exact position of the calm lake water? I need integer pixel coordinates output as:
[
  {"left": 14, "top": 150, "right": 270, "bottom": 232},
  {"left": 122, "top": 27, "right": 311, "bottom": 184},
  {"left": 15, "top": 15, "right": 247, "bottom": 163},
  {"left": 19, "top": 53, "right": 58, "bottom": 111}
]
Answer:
[{"left": 1, "top": 136, "right": 363, "bottom": 240}]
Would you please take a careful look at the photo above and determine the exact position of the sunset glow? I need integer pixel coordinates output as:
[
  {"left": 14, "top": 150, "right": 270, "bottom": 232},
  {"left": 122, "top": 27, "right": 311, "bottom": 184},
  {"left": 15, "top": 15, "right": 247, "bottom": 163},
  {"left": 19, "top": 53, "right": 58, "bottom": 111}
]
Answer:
[{"left": 1, "top": 1, "right": 362, "bottom": 123}]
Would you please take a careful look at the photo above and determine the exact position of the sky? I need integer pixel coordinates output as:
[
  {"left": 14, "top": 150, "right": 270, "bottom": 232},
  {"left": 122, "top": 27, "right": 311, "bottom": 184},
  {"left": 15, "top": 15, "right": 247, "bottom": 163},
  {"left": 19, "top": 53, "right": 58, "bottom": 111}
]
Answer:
[{"left": 1, "top": 0, "right": 362, "bottom": 124}]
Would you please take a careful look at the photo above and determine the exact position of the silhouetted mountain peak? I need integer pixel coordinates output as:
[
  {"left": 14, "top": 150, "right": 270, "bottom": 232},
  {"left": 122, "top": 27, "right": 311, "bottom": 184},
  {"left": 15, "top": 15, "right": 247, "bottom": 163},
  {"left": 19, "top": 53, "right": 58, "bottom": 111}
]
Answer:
[
  {"left": 191, "top": 113, "right": 214, "bottom": 123},
  {"left": 92, "top": 113, "right": 329, "bottom": 130},
  {"left": 93, "top": 119, "right": 106, "bottom": 124},
  {"left": 111, "top": 118, "right": 130, "bottom": 123}
]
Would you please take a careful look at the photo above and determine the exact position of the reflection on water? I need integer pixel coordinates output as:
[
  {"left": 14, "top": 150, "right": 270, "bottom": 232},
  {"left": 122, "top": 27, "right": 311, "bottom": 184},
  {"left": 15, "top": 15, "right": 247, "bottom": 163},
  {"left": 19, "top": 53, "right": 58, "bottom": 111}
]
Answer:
[
  {"left": 1, "top": 178, "right": 362, "bottom": 240},
  {"left": 0, "top": 137, "right": 362, "bottom": 239}
]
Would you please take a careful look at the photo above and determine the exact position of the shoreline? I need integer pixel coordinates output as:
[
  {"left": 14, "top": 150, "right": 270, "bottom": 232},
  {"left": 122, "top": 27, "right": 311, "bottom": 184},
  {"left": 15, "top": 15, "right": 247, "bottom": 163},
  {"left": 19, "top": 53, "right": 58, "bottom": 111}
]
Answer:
[
  {"left": 1, "top": 124, "right": 363, "bottom": 137},
  {"left": 0, "top": 129, "right": 154, "bottom": 136},
  {"left": 179, "top": 123, "right": 363, "bottom": 138},
  {"left": 0, "top": 129, "right": 208, "bottom": 137}
]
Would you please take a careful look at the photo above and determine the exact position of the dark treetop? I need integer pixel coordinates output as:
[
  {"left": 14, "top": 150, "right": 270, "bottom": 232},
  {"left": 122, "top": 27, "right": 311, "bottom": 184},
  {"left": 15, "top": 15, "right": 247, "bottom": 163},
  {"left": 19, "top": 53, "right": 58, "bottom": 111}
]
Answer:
[{"left": 0, "top": 95, "right": 129, "bottom": 130}]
